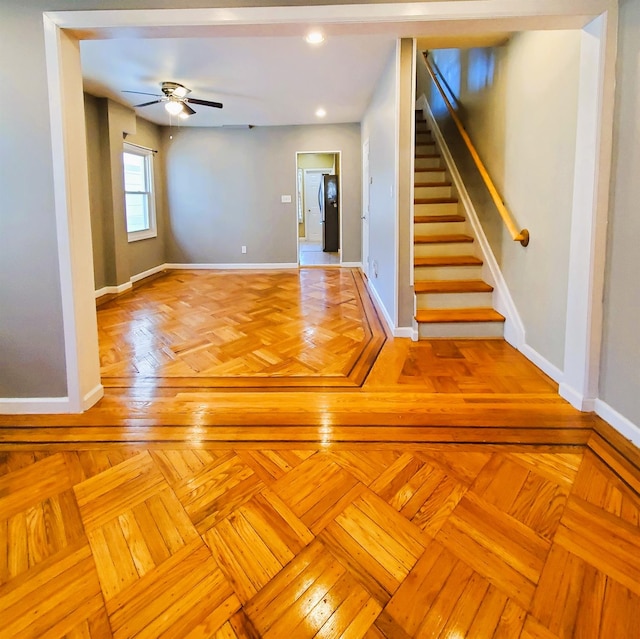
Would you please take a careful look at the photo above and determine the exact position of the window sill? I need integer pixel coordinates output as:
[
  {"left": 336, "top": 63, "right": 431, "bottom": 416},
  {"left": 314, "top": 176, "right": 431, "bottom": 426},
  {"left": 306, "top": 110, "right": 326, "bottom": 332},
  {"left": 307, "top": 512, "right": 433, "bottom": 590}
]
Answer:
[{"left": 127, "top": 229, "right": 157, "bottom": 243}]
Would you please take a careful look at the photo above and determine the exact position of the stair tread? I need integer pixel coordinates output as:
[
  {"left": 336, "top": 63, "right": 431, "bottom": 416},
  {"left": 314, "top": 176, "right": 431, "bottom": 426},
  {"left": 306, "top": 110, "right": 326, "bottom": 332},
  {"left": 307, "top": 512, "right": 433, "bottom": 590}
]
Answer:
[
  {"left": 414, "top": 280, "right": 493, "bottom": 293},
  {"left": 414, "top": 215, "right": 465, "bottom": 224},
  {"left": 414, "top": 197, "right": 458, "bottom": 205},
  {"left": 415, "top": 234, "right": 474, "bottom": 244},
  {"left": 415, "top": 308, "right": 505, "bottom": 323},
  {"left": 415, "top": 154, "right": 441, "bottom": 159},
  {"left": 415, "top": 181, "right": 452, "bottom": 188},
  {"left": 414, "top": 256, "right": 483, "bottom": 267}
]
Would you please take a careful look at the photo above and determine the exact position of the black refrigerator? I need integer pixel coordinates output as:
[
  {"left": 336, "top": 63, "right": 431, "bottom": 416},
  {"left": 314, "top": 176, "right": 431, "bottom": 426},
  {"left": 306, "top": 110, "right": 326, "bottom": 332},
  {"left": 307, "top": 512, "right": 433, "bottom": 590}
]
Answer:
[{"left": 318, "top": 175, "right": 339, "bottom": 252}]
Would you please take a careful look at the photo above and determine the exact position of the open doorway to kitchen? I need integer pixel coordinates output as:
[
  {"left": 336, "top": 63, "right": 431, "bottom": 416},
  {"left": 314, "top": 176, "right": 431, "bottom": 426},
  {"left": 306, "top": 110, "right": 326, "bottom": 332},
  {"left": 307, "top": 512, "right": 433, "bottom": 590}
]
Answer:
[{"left": 296, "top": 151, "right": 341, "bottom": 266}]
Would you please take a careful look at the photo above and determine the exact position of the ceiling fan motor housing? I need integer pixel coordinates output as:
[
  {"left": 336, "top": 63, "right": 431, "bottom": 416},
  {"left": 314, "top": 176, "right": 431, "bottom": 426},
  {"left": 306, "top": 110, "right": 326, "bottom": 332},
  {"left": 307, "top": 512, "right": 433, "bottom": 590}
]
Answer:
[{"left": 161, "top": 81, "right": 190, "bottom": 98}]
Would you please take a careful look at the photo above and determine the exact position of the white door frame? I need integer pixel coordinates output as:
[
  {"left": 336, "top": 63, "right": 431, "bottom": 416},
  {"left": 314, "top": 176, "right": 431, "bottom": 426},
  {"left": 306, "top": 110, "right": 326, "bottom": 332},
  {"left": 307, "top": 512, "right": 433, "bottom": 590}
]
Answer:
[
  {"left": 42, "top": 2, "right": 616, "bottom": 413},
  {"left": 295, "top": 150, "right": 342, "bottom": 266},
  {"left": 362, "top": 138, "right": 371, "bottom": 278},
  {"left": 303, "top": 168, "right": 331, "bottom": 243}
]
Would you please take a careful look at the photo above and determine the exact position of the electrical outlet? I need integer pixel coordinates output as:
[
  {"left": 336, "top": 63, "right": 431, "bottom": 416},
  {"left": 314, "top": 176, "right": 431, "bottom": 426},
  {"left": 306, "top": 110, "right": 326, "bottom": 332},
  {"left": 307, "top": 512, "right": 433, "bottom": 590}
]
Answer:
[{"left": 241, "top": 246, "right": 247, "bottom": 254}]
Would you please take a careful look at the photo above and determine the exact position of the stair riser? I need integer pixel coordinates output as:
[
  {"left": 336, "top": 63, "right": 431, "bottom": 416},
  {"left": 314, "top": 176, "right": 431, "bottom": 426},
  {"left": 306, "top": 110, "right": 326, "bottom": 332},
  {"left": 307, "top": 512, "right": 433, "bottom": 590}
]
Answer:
[
  {"left": 414, "top": 185, "right": 452, "bottom": 199},
  {"left": 416, "top": 144, "right": 437, "bottom": 155},
  {"left": 414, "top": 221, "right": 467, "bottom": 235},
  {"left": 414, "top": 265, "right": 483, "bottom": 281},
  {"left": 416, "top": 136, "right": 435, "bottom": 147},
  {"left": 415, "top": 157, "right": 443, "bottom": 169},
  {"left": 418, "top": 321, "right": 504, "bottom": 339},
  {"left": 414, "top": 202, "right": 459, "bottom": 216},
  {"left": 415, "top": 243, "right": 475, "bottom": 257},
  {"left": 415, "top": 171, "right": 447, "bottom": 184},
  {"left": 416, "top": 291, "right": 493, "bottom": 310}
]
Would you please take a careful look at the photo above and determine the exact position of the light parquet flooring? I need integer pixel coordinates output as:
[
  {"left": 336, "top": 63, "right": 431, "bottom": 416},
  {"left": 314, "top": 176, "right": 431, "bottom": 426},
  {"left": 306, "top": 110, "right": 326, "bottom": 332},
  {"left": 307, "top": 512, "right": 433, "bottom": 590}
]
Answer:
[
  {"left": 2, "top": 266, "right": 640, "bottom": 635},
  {"left": 0, "top": 268, "right": 599, "bottom": 447},
  {"left": 1, "top": 445, "right": 639, "bottom": 638},
  {"left": 97, "top": 269, "right": 385, "bottom": 388}
]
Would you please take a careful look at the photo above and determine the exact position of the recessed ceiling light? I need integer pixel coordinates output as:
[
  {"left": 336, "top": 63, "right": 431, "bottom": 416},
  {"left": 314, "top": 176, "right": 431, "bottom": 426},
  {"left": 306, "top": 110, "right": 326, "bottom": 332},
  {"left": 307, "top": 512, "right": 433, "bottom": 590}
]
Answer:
[
  {"left": 305, "top": 31, "right": 325, "bottom": 45},
  {"left": 315, "top": 108, "right": 327, "bottom": 118}
]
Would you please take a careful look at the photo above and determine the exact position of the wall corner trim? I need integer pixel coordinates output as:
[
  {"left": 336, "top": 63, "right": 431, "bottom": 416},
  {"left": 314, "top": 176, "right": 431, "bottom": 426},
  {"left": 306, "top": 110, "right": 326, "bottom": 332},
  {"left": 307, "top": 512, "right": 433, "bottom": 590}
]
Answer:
[
  {"left": 559, "top": 382, "right": 596, "bottom": 412},
  {"left": 595, "top": 399, "right": 640, "bottom": 448},
  {"left": 83, "top": 384, "right": 104, "bottom": 411}
]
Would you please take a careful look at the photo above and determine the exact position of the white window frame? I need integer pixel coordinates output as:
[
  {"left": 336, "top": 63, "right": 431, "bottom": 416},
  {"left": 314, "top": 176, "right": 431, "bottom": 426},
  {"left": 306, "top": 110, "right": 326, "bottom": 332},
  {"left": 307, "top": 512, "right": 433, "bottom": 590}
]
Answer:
[{"left": 123, "top": 143, "right": 157, "bottom": 242}]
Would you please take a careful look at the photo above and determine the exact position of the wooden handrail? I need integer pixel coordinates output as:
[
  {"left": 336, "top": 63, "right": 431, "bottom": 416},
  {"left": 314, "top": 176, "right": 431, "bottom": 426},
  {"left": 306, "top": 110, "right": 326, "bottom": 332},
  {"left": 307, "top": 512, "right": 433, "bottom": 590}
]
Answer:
[{"left": 423, "top": 53, "right": 529, "bottom": 247}]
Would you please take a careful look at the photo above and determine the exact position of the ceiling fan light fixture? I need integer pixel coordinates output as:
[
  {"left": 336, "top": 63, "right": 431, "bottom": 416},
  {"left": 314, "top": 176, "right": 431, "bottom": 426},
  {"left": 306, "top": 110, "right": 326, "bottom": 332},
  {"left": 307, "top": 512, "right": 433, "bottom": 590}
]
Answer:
[
  {"left": 172, "top": 85, "right": 189, "bottom": 98},
  {"left": 305, "top": 31, "right": 325, "bottom": 45},
  {"left": 165, "top": 100, "right": 183, "bottom": 116}
]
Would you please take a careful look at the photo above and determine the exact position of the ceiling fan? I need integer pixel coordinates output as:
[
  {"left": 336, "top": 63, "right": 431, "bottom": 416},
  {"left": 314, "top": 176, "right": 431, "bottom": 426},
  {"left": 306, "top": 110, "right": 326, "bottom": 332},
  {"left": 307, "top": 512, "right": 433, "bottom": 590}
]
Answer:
[{"left": 123, "top": 81, "right": 223, "bottom": 119}]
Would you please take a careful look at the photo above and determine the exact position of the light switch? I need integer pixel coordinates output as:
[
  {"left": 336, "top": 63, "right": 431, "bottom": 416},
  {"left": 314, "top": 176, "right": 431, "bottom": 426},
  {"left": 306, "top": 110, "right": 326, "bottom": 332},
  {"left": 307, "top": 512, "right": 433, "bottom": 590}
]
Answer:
[{"left": 281, "top": 195, "right": 292, "bottom": 203}]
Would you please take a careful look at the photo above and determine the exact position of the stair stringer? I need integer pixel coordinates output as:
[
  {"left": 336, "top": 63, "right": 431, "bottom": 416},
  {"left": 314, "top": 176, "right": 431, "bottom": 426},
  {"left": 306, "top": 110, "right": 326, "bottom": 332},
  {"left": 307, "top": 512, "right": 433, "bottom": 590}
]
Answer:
[{"left": 417, "top": 95, "right": 525, "bottom": 349}]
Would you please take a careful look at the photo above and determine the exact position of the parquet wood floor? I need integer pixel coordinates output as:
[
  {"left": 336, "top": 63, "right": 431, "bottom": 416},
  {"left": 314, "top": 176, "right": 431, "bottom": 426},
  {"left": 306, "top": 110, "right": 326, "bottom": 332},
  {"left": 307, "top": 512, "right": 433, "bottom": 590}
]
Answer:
[
  {"left": 1, "top": 267, "right": 599, "bottom": 446},
  {"left": 1, "top": 444, "right": 638, "bottom": 638},
  {"left": 2, "top": 269, "right": 640, "bottom": 635},
  {"left": 98, "top": 269, "right": 385, "bottom": 388}
]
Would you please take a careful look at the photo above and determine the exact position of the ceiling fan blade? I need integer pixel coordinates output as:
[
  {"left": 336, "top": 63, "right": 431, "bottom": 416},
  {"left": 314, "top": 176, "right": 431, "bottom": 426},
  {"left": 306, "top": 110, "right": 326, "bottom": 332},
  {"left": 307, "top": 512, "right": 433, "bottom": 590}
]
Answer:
[
  {"left": 186, "top": 97, "right": 223, "bottom": 109},
  {"left": 123, "top": 90, "right": 162, "bottom": 97},
  {"left": 133, "top": 100, "right": 163, "bottom": 108},
  {"left": 182, "top": 103, "right": 197, "bottom": 116}
]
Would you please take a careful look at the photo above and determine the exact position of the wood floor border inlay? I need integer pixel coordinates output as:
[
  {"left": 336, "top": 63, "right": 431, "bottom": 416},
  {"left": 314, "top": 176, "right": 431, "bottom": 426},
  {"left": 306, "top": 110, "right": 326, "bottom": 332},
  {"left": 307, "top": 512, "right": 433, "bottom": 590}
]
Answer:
[{"left": 98, "top": 268, "right": 386, "bottom": 389}]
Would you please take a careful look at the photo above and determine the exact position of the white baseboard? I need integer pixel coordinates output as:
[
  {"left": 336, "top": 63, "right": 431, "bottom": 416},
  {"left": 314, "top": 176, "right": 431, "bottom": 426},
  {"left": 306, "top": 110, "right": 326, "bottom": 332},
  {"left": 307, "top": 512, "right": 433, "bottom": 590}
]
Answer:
[
  {"left": 341, "top": 262, "right": 363, "bottom": 269},
  {"left": 95, "top": 281, "right": 132, "bottom": 298},
  {"left": 83, "top": 384, "right": 104, "bottom": 411},
  {"left": 363, "top": 279, "right": 395, "bottom": 336},
  {"left": 0, "top": 396, "right": 71, "bottom": 414},
  {"left": 595, "top": 399, "right": 640, "bottom": 448},
  {"left": 130, "top": 263, "right": 168, "bottom": 284},
  {"left": 519, "top": 344, "right": 564, "bottom": 385},
  {"left": 166, "top": 263, "right": 299, "bottom": 270},
  {"left": 394, "top": 327, "right": 414, "bottom": 338},
  {"left": 559, "top": 382, "right": 596, "bottom": 412}
]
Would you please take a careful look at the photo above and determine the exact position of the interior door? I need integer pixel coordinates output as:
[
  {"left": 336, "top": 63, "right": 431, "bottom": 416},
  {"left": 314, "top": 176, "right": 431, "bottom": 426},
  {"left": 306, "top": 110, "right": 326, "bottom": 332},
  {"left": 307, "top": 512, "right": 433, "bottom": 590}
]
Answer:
[
  {"left": 362, "top": 139, "right": 371, "bottom": 276},
  {"left": 303, "top": 170, "right": 327, "bottom": 242}
]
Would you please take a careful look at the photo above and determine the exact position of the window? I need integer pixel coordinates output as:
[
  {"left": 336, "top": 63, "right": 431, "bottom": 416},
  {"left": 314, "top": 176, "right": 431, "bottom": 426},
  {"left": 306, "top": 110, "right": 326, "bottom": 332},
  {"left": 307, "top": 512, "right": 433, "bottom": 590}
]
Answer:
[{"left": 123, "top": 144, "right": 156, "bottom": 241}]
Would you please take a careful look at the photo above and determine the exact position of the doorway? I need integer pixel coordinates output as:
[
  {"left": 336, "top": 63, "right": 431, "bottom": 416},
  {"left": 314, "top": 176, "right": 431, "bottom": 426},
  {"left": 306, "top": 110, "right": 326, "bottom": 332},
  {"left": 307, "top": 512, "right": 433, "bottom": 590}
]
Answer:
[{"left": 296, "top": 152, "right": 341, "bottom": 266}]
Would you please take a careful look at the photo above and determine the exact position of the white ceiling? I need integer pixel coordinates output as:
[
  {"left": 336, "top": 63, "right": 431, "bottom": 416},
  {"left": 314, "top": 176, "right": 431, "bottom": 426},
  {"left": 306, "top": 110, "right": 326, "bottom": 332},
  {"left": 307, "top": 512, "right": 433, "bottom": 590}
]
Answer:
[{"left": 80, "top": 35, "right": 397, "bottom": 127}]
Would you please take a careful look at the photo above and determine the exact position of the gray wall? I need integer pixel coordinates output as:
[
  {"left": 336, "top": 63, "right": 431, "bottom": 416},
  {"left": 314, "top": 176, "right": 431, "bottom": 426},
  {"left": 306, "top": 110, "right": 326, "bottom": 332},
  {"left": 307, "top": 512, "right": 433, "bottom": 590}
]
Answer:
[
  {"left": 125, "top": 117, "right": 167, "bottom": 279},
  {"left": 600, "top": 0, "right": 640, "bottom": 427},
  {"left": 164, "top": 124, "right": 361, "bottom": 265},
  {"left": 425, "top": 31, "right": 582, "bottom": 371},
  {"left": 0, "top": 1, "right": 67, "bottom": 397},
  {"left": 362, "top": 45, "right": 399, "bottom": 323},
  {"left": 84, "top": 95, "right": 167, "bottom": 288},
  {"left": 85, "top": 94, "right": 108, "bottom": 290}
]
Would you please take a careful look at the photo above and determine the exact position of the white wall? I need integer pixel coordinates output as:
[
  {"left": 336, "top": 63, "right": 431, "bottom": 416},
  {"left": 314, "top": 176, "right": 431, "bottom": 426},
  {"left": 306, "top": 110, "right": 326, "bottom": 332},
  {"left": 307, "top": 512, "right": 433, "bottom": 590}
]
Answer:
[
  {"left": 361, "top": 45, "right": 399, "bottom": 324},
  {"left": 599, "top": 0, "right": 640, "bottom": 430},
  {"left": 428, "top": 31, "right": 582, "bottom": 371},
  {"left": 164, "top": 124, "right": 361, "bottom": 265}
]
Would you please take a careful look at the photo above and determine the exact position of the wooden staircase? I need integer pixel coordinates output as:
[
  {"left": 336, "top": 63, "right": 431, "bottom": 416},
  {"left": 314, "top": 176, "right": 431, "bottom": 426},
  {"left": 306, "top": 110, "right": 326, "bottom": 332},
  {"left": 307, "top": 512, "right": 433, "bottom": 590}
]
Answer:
[{"left": 413, "top": 112, "right": 505, "bottom": 338}]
